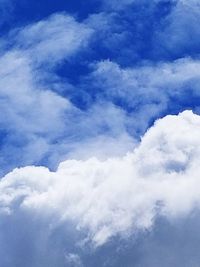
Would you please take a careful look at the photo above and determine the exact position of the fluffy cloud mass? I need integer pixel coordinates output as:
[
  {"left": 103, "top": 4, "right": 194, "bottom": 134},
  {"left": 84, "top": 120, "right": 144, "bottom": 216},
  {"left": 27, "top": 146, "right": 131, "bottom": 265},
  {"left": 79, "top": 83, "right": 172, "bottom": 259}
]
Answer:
[
  {"left": 0, "top": 0, "right": 200, "bottom": 266},
  {"left": 1, "top": 110, "right": 200, "bottom": 252}
]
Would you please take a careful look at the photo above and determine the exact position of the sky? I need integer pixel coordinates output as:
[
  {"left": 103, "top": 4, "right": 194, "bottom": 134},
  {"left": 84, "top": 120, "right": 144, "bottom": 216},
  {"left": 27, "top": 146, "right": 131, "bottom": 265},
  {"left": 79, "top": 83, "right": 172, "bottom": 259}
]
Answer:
[{"left": 0, "top": 0, "right": 200, "bottom": 266}]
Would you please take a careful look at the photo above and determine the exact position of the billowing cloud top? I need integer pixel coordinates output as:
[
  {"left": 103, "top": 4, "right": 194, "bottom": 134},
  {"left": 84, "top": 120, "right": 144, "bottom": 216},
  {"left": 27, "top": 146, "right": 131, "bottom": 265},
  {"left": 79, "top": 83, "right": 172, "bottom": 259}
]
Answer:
[
  {"left": 0, "top": 0, "right": 200, "bottom": 266},
  {"left": 1, "top": 111, "right": 200, "bottom": 248}
]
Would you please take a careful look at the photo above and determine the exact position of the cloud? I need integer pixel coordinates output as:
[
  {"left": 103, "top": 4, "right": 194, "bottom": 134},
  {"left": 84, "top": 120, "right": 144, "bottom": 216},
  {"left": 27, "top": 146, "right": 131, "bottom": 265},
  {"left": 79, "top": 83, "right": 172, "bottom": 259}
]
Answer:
[
  {"left": 0, "top": 13, "right": 94, "bottom": 174},
  {"left": 81, "top": 214, "right": 200, "bottom": 267},
  {"left": 99, "top": 0, "right": 170, "bottom": 11},
  {"left": 86, "top": 0, "right": 200, "bottom": 63},
  {"left": 65, "top": 253, "right": 83, "bottom": 267},
  {"left": 1, "top": 11, "right": 200, "bottom": 178},
  {"left": 100, "top": 0, "right": 136, "bottom": 10},
  {"left": 84, "top": 58, "right": 200, "bottom": 135},
  {"left": 0, "top": 1, "right": 199, "bottom": 177},
  {"left": 9, "top": 13, "right": 93, "bottom": 65},
  {"left": 0, "top": 1, "right": 199, "bottom": 266},
  {"left": 1, "top": 110, "right": 200, "bottom": 264},
  {"left": 155, "top": 0, "right": 200, "bottom": 58},
  {"left": 0, "top": 11, "right": 147, "bottom": 176}
]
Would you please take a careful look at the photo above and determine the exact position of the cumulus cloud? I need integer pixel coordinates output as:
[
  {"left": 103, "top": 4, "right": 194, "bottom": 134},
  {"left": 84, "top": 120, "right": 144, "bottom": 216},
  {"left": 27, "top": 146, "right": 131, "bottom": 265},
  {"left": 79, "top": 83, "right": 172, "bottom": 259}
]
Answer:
[
  {"left": 1, "top": 110, "right": 200, "bottom": 259},
  {"left": 0, "top": 1, "right": 199, "bottom": 266}
]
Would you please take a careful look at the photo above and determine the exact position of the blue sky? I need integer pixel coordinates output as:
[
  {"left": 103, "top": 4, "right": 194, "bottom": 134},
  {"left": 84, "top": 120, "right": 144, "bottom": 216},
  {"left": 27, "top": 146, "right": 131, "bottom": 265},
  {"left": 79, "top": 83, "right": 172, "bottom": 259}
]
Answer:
[{"left": 0, "top": 0, "right": 200, "bottom": 266}]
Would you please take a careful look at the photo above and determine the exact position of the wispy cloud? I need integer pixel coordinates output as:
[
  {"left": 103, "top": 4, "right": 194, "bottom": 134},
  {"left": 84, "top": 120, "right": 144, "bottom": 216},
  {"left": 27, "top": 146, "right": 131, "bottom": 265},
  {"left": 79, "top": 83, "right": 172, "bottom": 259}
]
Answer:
[
  {"left": 0, "top": 13, "right": 93, "bottom": 174},
  {"left": 82, "top": 58, "right": 200, "bottom": 135},
  {"left": 10, "top": 13, "right": 93, "bottom": 65}
]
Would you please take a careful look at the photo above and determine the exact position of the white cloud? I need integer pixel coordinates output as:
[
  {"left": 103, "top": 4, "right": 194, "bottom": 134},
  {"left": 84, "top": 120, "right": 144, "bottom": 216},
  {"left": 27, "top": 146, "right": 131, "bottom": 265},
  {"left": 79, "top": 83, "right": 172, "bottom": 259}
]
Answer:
[
  {"left": 156, "top": 0, "right": 200, "bottom": 55},
  {"left": 1, "top": 6, "right": 200, "bottom": 176},
  {"left": 0, "top": 1, "right": 199, "bottom": 266},
  {"left": 65, "top": 253, "right": 83, "bottom": 267},
  {"left": 1, "top": 110, "right": 200, "bottom": 248},
  {"left": 88, "top": 58, "right": 200, "bottom": 134},
  {"left": 10, "top": 13, "right": 93, "bottom": 65},
  {"left": 93, "top": 57, "right": 200, "bottom": 98},
  {"left": 0, "top": 13, "right": 94, "bottom": 173}
]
